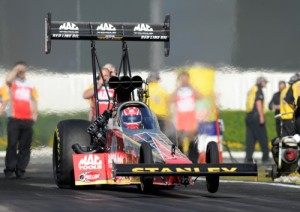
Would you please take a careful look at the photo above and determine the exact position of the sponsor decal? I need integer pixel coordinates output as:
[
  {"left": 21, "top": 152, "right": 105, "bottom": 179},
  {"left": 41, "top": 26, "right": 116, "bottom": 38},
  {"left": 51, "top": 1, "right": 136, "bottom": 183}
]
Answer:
[
  {"left": 97, "top": 89, "right": 114, "bottom": 100},
  {"left": 15, "top": 87, "right": 31, "bottom": 101},
  {"left": 108, "top": 153, "right": 126, "bottom": 168},
  {"left": 115, "top": 176, "right": 125, "bottom": 183},
  {"left": 97, "top": 35, "right": 123, "bottom": 40},
  {"left": 79, "top": 171, "right": 101, "bottom": 182},
  {"left": 133, "top": 23, "right": 153, "bottom": 35},
  {"left": 96, "top": 23, "right": 116, "bottom": 34},
  {"left": 55, "top": 128, "right": 61, "bottom": 161},
  {"left": 53, "top": 22, "right": 79, "bottom": 38},
  {"left": 59, "top": 22, "right": 79, "bottom": 31},
  {"left": 131, "top": 167, "right": 238, "bottom": 173},
  {"left": 141, "top": 35, "right": 168, "bottom": 40},
  {"left": 78, "top": 155, "right": 102, "bottom": 170}
]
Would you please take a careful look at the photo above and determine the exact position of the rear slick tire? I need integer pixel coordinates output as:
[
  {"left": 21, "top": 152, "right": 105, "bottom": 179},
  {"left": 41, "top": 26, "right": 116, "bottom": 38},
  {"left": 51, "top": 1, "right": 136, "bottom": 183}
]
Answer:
[
  {"left": 138, "top": 142, "right": 154, "bottom": 193},
  {"left": 205, "top": 141, "right": 220, "bottom": 193},
  {"left": 53, "top": 119, "right": 91, "bottom": 189}
]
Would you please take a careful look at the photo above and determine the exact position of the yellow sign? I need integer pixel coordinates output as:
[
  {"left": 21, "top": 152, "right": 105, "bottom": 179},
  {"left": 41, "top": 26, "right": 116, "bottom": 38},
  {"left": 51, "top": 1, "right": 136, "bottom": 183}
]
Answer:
[{"left": 188, "top": 66, "right": 215, "bottom": 97}]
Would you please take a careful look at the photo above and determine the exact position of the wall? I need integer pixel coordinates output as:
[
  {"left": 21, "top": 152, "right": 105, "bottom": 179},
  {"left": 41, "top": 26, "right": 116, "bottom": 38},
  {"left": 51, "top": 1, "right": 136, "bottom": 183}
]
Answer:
[{"left": 1, "top": 67, "right": 293, "bottom": 113}]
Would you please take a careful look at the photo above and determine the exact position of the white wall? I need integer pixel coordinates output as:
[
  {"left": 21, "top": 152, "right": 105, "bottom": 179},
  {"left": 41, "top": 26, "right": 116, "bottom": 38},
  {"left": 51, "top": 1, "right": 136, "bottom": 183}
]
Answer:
[
  {"left": 0, "top": 68, "right": 295, "bottom": 113},
  {"left": 215, "top": 68, "right": 294, "bottom": 110}
]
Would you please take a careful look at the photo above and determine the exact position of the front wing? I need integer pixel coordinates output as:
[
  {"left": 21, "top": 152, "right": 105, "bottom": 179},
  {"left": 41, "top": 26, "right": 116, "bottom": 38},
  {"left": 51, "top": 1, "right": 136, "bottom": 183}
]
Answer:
[{"left": 113, "top": 163, "right": 257, "bottom": 177}]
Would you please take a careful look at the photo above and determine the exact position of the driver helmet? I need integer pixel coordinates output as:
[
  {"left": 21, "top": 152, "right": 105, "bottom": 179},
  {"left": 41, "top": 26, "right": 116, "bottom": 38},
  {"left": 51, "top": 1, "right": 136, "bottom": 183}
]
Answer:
[{"left": 122, "top": 107, "right": 142, "bottom": 129}]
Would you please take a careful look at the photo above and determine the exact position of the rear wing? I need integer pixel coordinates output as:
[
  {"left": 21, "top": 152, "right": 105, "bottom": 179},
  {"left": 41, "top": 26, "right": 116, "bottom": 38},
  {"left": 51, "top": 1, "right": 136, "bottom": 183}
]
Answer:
[{"left": 45, "top": 12, "right": 170, "bottom": 56}]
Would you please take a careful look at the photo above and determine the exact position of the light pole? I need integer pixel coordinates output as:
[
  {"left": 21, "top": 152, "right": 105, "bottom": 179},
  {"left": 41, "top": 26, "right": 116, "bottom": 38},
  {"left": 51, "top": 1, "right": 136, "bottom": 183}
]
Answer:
[
  {"left": 150, "top": 0, "right": 163, "bottom": 72},
  {"left": 76, "top": 0, "right": 81, "bottom": 72}
]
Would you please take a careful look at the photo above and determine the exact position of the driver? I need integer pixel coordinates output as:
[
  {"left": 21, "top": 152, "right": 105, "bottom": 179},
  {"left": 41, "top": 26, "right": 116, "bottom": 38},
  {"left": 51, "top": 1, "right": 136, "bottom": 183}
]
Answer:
[{"left": 121, "top": 107, "right": 142, "bottom": 129}]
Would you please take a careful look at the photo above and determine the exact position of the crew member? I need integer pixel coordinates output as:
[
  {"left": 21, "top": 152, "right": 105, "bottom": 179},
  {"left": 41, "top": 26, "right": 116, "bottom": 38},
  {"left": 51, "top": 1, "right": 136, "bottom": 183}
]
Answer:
[
  {"left": 245, "top": 76, "right": 269, "bottom": 164},
  {"left": 284, "top": 74, "right": 300, "bottom": 134},
  {"left": 268, "top": 81, "right": 286, "bottom": 137},
  {"left": 4, "top": 61, "right": 38, "bottom": 179},
  {"left": 171, "top": 71, "right": 202, "bottom": 159},
  {"left": 83, "top": 67, "right": 114, "bottom": 121},
  {"left": 271, "top": 75, "right": 298, "bottom": 166},
  {"left": 103, "top": 63, "right": 117, "bottom": 77},
  {"left": 279, "top": 76, "right": 297, "bottom": 137}
]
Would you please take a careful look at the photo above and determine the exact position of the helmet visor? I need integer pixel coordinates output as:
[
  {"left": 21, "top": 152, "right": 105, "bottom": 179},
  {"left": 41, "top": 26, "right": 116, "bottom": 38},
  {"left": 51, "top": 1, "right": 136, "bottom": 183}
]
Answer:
[{"left": 122, "top": 115, "right": 142, "bottom": 123}]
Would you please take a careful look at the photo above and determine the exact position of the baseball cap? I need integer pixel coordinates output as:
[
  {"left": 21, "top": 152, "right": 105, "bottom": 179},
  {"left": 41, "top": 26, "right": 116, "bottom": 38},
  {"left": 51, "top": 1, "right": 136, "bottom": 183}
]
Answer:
[
  {"left": 256, "top": 76, "right": 268, "bottom": 84},
  {"left": 288, "top": 73, "right": 300, "bottom": 84}
]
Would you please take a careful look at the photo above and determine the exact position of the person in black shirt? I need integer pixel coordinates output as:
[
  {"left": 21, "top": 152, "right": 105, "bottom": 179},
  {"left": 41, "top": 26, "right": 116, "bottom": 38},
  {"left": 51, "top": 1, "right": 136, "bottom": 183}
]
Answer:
[
  {"left": 268, "top": 81, "right": 286, "bottom": 137},
  {"left": 245, "top": 76, "right": 269, "bottom": 164}
]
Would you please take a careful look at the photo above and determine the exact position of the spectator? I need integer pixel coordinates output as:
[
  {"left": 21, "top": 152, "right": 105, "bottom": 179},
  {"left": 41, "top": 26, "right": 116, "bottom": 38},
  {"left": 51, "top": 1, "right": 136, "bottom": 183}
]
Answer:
[
  {"left": 245, "top": 76, "right": 269, "bottom": 164},
  {"left": 4, "top": 61, "right": 38, "bottom": 179},
  {"left": 268, "top": 81, "right": 286, "bottom": 137},
  {"left": 83, "top": 67, "right": 114, "bottom": 121},
  {"left": 170, "top": 71, "right": 202, "bottom": 159},
  {"left": 0, "top": 81, "right": 9, "bottom": 116}
]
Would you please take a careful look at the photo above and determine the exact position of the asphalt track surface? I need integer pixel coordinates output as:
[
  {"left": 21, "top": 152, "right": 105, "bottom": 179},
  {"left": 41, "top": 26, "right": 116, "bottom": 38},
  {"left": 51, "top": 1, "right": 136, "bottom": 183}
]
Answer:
[{"left": 0, "top": 150, "right": 300, "bottom": 212}]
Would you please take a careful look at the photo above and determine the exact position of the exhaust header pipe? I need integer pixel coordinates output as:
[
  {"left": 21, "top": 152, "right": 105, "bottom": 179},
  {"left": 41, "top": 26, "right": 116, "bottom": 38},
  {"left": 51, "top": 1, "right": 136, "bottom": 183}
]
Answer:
[{"left": 108, "top": 75, "right": 143, "bottom": 90}]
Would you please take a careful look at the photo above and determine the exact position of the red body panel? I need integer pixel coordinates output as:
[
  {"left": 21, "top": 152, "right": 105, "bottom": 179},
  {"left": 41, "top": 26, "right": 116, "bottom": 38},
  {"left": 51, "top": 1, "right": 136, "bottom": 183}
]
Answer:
[
  {"left": 73, "top": 128, "right": 193, "bottom": 186},
  {"left": 73, "top": 152, "right": 140, "bottom": 186}
]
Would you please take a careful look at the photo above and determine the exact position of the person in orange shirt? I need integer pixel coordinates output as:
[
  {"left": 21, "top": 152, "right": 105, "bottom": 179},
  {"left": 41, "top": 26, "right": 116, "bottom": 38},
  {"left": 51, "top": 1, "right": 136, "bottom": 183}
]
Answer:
[
  {"left": 171, "top": 71, "right": 202, "bottom": 156},
  {"left": 85, "top": 64, "right": 117, "bottom": 121},
  {"left": 4, "top": 61, "right": 38, "bottom": 179},
  {"left": 83, "top": 67, "right": 114, "bottom": 121}
]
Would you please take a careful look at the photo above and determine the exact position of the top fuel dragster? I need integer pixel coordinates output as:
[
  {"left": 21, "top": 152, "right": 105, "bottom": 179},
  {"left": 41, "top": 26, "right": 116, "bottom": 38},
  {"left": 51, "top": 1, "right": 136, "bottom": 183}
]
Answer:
[{"left": 45, "top": 13, "right": 257, "bottom": 193}]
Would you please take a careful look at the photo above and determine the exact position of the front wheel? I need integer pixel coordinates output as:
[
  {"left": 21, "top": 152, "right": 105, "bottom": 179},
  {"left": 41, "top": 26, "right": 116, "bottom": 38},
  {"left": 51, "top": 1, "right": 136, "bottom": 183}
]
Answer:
[
  {"left": 53, "top": 119, "right": 91, "bottom": 189},
  {"left": 205, "top": 141, "right": 220, "bottom": 193},
  {"left": 138, "top": 142, "right": 154, "bottom": 193}
]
